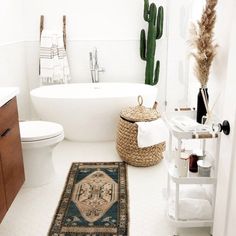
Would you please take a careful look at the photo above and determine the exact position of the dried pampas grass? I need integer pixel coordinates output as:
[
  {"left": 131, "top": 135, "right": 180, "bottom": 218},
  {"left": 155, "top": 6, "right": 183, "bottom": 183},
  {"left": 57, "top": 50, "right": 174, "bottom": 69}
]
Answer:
[{"left": 190, "top": 0, "right": 218, "bottom": 87}]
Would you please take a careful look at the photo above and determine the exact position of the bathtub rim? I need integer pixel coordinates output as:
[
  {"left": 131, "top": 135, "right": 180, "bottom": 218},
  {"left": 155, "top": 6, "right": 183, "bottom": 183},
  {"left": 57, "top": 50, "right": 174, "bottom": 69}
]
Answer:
[{"left": 30, "top": 82, "right": 158, "bottom": 99}]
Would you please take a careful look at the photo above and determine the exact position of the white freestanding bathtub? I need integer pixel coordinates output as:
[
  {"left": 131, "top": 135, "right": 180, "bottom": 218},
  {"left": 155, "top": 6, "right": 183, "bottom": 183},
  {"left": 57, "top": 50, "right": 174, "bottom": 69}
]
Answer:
[{"left": 30, "top": 83, "right": 157, "bottom": 141}]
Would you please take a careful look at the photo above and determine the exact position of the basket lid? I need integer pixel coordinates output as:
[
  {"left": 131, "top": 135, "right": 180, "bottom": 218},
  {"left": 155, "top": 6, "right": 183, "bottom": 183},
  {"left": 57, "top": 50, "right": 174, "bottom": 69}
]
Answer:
[{"left": 120, "top": 95, "right": 159, "bottom": 122}]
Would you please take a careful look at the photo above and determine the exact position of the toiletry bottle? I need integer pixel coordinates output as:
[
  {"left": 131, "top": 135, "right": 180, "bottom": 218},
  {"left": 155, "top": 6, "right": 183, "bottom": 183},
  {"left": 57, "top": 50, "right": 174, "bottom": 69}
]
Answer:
[{"left": 189, "top": 154, "right": 199, "bottom": 172}]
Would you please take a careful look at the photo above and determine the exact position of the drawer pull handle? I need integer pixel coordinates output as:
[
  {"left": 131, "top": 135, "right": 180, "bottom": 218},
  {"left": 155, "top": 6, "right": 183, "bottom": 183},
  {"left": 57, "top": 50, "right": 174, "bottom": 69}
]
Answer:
[{"left": 0, "top": 128, "right": 11, "bottom": 137}]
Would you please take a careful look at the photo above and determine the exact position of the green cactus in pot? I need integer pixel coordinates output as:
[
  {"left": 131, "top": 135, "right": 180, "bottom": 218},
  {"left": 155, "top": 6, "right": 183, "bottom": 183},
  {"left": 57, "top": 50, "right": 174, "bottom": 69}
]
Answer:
[{"left": 140, "top": 0, "right": 164, "bottom": 85}]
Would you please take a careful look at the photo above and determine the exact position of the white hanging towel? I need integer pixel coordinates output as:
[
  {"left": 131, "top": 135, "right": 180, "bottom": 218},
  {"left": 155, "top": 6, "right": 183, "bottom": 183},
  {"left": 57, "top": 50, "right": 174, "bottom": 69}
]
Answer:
[
  {"left": 136, "top": 118, "right": 169, "bottom": 148},
  {"left": 39, "top": 30, "right": 71, "bottom": 85}
]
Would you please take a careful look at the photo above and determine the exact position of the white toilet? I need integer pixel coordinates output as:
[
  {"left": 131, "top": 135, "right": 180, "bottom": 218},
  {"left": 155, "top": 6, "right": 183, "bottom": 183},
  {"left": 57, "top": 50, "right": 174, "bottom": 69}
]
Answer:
[{"left": 19, "top": 121, "right": 64, "bottom": 187}]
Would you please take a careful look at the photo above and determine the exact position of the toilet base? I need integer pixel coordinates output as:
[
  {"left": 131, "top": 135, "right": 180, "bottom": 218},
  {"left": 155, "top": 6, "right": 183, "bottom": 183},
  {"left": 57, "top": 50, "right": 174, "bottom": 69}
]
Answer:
[
  {"left": 19, "top": 121, "right": 64, "bottom": 187},
  {"left": 22, "top": 146, "right": 56, "bottom": 188}
]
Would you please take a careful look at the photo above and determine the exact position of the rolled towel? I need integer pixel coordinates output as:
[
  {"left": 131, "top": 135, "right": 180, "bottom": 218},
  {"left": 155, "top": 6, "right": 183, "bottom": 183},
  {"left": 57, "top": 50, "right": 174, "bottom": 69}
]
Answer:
[
  {"left": 169, "top": 185, "right": 209, "bottom": 201},
  {"left": 169, "top": 198, "right": 213, "bottom": 220},
  {"left": 136, "top": 118, "right": 169, "bottom": 148}
]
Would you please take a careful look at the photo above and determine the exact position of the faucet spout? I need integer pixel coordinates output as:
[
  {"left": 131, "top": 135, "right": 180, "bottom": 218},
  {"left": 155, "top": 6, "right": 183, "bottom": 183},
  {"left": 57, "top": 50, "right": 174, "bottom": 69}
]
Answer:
[{"left": 89, "top": 48, "right": 105, "bottom": 83}]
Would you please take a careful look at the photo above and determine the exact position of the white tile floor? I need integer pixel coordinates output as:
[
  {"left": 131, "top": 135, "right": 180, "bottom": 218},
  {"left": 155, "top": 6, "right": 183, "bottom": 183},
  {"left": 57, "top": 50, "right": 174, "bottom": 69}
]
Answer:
[{"left": 0, "top": 141, "right": 211, "bottom": 236}]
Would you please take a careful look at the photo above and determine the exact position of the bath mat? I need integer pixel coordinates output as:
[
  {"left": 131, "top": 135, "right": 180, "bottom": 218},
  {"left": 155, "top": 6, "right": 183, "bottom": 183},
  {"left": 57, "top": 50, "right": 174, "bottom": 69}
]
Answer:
[{"left": 48, "top": 162, "right": 129, "bottom": 236}]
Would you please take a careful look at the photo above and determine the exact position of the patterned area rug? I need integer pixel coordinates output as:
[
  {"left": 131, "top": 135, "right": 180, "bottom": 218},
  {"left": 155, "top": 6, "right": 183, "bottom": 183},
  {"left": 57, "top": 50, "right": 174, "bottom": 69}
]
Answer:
[{"left": 49, "top": 162, "right": 128, "bottom": 236}]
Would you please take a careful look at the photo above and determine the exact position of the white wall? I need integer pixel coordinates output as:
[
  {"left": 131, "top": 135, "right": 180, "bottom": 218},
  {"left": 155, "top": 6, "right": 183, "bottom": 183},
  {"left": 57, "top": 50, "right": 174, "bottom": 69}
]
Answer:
[
  {"left": 23, "top": 0, "right": 145, "bottom": 41},
  {"left": 166, "top": 0, "right": 195, "bottom": 111},
  {"left": 22, "top": 0, "right": 168, "bottom": 107},
  {"left": 0, "top": 0, "right": 29, "bottom": 120},
  {"left": 209, "top": 0, "right": 234, "bottom": 119},
  {"left": 0, "top": 0, "right": 24, "bottom": 44}
]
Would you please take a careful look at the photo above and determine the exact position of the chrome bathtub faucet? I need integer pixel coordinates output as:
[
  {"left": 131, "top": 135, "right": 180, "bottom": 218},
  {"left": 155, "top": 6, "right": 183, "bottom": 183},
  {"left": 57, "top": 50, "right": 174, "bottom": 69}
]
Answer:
[{"left": 89, "top": 48, "right": 105, "bottom": 83}]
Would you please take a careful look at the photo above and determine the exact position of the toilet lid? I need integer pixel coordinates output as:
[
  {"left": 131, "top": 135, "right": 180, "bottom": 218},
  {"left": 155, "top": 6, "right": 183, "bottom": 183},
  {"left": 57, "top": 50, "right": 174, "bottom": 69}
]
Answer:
[{"left": 20, "top": 121, "right": 64, "bottom": 142}]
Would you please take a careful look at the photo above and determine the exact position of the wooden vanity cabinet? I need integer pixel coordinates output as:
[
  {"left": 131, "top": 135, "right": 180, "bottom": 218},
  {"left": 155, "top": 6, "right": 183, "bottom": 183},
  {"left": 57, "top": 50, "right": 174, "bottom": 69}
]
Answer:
[
  {"left": 0, "top": 156, "right": 7, "bottom": 221},
  {"left": 0, "top": 97, "right": 25, "bottom": 223}
]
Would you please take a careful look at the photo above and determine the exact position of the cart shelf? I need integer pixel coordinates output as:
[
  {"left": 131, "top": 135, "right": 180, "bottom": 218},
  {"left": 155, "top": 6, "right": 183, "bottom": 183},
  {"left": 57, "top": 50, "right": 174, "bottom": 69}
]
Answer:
[
  {"left": 166, "top": 160, "right": 217, "bottom": 184},
  {"left": 167, "top": 214, "right": 213, "bottom": 228},
  {"left": 166, "top": 118, "right": 218, "bottom": 140}
]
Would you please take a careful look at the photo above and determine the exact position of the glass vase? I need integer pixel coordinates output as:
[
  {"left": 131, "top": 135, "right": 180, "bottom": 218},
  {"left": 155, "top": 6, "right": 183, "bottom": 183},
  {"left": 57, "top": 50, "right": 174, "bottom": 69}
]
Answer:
[{"left": 197, "top": 87, "right": 209, "bottom": 124}]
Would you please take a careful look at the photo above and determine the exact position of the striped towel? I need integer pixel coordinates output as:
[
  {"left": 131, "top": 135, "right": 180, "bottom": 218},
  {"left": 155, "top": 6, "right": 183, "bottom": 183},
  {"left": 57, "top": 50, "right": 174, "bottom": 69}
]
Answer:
[{"left": 39, "top": 30, "right": 71, "bottom": 85}]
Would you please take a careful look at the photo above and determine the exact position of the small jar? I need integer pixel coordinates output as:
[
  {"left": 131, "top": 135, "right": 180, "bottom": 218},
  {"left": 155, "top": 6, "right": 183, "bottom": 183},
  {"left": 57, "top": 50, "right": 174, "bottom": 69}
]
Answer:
[
  {"left": 189, "top": 154, "right": 199, "bottom": 172},
  {"left": 197, "top": 160, "right": 212, "bottom": 177}
]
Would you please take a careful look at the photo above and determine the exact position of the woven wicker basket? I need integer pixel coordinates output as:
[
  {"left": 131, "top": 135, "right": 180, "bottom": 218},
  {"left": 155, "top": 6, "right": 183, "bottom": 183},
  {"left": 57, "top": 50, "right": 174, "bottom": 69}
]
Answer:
[{"left": 116, "top": 96, "right": 166, "bottom": 167}]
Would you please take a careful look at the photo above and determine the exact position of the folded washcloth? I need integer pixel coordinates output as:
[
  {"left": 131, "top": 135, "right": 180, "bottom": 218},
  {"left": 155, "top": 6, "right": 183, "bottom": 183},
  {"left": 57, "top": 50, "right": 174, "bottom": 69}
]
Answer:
[
  {"left": 169, "top": 198, "right": 213, "bottom": 220},
  {"left": 136, "top": 118, "right": 169, "bottom": 148},
  {"left": 40, "top": 29, "right": 71, "bottom": 85}
]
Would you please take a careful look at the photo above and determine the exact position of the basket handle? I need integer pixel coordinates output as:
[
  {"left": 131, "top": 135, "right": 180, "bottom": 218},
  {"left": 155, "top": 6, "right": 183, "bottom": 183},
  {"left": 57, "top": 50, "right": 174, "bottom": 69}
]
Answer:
[{"left": 137, "top": 95, "right": 143, "bottom": 106}]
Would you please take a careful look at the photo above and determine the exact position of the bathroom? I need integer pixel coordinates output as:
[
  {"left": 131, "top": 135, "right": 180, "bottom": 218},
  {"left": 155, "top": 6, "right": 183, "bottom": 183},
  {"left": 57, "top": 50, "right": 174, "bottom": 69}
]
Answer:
[{"left": 0, "top": 0, "right": 235, "bottom": 235}]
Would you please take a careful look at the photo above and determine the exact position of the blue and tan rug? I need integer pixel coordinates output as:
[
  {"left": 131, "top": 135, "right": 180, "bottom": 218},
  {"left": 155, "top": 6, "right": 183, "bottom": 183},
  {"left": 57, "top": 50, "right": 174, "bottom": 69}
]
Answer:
[{"left": 48, "top": 162, "right": 128, "bottom": 236}]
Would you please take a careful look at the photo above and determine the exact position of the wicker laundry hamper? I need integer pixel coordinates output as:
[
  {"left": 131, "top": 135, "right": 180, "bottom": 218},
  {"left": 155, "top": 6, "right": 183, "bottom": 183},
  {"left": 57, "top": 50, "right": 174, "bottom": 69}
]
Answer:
[{"left": 116, "top": 96, "right": 166, "bottom": 167}]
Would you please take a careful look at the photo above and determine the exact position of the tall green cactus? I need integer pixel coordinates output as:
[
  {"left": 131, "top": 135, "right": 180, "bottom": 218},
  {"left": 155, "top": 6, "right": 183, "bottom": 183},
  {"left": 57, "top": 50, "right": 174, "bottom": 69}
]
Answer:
[{"left": 140, "top": 0, "right": 164, "bottom": 85}]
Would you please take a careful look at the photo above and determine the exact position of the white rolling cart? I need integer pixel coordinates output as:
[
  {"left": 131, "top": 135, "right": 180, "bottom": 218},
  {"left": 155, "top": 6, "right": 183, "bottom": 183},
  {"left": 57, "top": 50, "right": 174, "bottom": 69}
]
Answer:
[{"left": 165, "top": 115, "right": 220, "bottom": 236}]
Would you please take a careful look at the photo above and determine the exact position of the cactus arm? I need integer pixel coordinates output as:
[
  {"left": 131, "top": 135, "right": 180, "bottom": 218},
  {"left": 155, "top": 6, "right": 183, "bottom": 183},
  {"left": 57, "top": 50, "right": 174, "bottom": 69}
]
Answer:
[
  {"left": 156, "top": 6, "right": 164, "bottom": 39},
  {"left": 140, "top": 30, "right": 146, "bottom": 60},
  {"left": 144, "top": 0, "right": 149, "bottom": 22},
  {"left": 153, "top": 60, "right": 160, "bottom": 85},
  {"left": 149, "top": 3, "right": 157, "bottom": 24}
]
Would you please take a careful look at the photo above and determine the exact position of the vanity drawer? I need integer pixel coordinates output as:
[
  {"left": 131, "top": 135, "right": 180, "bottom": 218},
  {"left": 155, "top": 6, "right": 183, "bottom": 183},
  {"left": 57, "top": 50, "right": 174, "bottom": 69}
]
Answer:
[
  {"left": 0, "top": 155, "right": 7, "bottom": 222},
  {"left": 0, "top": 98, "right": 18, "bottom": 135},
  {"left": 0, "top": 96, "right": 24, "bottom": 219},
  {"left": 0, "top": 121, "right": 24, "bottom": 208}
]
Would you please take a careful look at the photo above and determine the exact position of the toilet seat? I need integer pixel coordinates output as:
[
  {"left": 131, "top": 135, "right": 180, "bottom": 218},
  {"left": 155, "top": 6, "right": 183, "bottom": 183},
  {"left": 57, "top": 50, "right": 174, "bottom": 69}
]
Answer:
[{"left": 20, "top": 121, "right": 64, "bottom": 142}]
